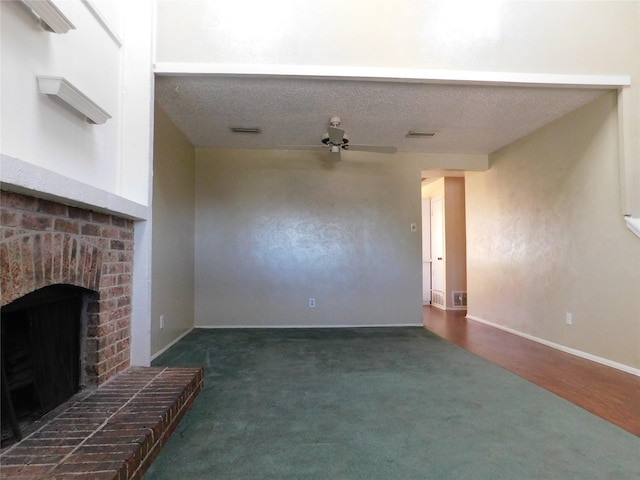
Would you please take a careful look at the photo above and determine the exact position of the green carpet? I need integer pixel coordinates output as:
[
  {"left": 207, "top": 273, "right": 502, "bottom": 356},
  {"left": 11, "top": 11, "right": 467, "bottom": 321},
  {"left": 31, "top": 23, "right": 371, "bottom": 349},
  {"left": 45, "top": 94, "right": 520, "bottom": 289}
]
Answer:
[{"left": 144, "top": 328, "right": 639, "bottom": 479}]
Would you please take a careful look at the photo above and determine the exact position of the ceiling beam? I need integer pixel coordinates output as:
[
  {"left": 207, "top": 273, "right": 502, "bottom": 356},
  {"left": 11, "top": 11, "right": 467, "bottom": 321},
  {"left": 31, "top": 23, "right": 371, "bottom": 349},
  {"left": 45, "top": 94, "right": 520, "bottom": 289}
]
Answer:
[{"left": 154, "top": 63, "right": 630, "bottom": 90}]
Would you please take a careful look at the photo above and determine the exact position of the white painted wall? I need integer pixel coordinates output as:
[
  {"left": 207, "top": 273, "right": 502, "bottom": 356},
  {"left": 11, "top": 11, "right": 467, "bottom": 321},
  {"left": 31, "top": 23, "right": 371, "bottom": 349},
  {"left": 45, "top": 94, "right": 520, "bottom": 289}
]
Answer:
[{"left": 1, "top": 0, "right": 152, "bottom": 206}]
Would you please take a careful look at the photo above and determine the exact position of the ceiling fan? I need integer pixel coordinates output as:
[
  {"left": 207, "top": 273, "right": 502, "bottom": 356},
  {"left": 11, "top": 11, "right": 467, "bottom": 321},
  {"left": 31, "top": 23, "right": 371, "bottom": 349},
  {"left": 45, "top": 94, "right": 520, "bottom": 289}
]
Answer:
[{"left": 286, "top": 117, "right": 397, "bottom": 160}]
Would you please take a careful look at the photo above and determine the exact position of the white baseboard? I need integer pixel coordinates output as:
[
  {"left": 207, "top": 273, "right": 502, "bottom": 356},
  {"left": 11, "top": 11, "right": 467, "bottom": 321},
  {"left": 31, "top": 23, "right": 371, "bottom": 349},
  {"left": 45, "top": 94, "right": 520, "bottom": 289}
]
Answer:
[
  {"left": 150, "top": 327, "right": 195, "bottom": 362},
  {"left": 466, "top": 315, "right": 640, "bottom": 377},
  {"left": 431, "top": 304, "right": 465, "bottom": 311},
  {"left": 194, "top": 323, "right": 423, "bottom": 329}
]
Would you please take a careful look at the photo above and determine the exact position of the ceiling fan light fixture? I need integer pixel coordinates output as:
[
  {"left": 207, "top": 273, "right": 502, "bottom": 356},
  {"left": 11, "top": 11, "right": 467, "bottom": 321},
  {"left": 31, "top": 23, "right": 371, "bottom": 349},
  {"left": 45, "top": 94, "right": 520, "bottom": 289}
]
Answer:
[
  {"left": 406, "top": 131, "right": 438, "bottom": 138},
  {"left": 230, "top": 127, "right": 261, "bottom": 134}
]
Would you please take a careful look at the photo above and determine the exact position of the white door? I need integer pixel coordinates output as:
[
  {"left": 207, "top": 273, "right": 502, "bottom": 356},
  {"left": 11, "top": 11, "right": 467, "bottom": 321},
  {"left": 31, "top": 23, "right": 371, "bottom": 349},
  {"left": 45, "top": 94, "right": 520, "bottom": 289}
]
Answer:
[
  {"left": 422, "top": 198, "right": 431, "bottom": 304},
  {"left": 431, "top": 197, "right": 445, "bottom": 307}
]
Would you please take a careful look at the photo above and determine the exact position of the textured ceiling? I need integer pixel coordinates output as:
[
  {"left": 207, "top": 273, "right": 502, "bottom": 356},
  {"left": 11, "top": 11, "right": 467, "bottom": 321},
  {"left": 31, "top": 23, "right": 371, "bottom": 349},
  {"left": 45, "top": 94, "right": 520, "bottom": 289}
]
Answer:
[{"left": 154, "top": 75, "right": 610, "bottom": 155}]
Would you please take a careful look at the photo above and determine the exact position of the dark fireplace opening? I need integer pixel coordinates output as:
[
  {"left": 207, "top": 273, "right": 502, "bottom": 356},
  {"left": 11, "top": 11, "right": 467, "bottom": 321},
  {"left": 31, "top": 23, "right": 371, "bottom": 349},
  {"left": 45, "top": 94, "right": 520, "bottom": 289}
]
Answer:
[{"left": 1, "top": 284, "right": 92, "bottom": 448}]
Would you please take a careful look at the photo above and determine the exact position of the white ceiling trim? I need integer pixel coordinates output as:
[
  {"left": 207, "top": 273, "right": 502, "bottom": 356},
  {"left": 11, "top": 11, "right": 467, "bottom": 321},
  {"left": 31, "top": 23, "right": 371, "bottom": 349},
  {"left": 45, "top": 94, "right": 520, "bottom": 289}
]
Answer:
[
  {"left": 81, "top": 0, "right": 122, "bottom": 47},
  {"left": 154, "top": 62, "right": 631, "bottom": 89}
]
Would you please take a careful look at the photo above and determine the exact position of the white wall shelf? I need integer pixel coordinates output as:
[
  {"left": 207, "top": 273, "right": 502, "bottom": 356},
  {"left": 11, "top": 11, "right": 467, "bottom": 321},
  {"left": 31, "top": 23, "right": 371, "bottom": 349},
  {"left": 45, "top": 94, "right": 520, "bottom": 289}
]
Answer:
[
  {"left": 21, "top": 0, "right": 75, "bottom": 34},
  {"left": 37, "top": 76, "right": 111, "bottom": 124},
  {"left": 625, "top": 216, "right": 640, "bottom": 239}
]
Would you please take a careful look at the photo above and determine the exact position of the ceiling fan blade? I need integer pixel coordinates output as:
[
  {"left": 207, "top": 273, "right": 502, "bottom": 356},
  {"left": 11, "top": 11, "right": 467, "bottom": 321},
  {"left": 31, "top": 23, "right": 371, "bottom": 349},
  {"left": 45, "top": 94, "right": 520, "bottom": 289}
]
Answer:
[
  {"left": 279, "top": 145, "right": 326, "bottom": 151},
  {"left": 328, "top": 126, "right": 345, "bottom": 145},
  {"left": 347, "top": 144, "right": 397, "bottom": 154}
]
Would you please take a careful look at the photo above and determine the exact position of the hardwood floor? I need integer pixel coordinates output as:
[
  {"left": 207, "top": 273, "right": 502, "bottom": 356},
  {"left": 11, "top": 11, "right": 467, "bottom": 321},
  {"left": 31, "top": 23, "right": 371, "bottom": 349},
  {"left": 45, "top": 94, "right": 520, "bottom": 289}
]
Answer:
[{"left": 423, "top": 306, "right": 640, "bottom": 437}]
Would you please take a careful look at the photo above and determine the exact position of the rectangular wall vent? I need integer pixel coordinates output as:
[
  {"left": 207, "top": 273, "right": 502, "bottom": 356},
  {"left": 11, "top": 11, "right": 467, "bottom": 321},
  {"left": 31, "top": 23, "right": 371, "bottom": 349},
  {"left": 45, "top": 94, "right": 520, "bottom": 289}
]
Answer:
[
  {"left": 431, "top": 291, "right": 445, "bottom": 307},
  {"left": 453, "top": 291, "right": 467, "bottom": 307}
]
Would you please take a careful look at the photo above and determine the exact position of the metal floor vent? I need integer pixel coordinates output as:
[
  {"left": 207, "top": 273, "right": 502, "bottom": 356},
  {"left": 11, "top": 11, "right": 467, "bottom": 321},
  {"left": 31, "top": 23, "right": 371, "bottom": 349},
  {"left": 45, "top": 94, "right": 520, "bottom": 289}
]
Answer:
[
  {"left": 431, "top": 291, "right": 445, "bottom": 307},
  {"left": 453, "top": 291, "right": 467, "bottom": 307}
]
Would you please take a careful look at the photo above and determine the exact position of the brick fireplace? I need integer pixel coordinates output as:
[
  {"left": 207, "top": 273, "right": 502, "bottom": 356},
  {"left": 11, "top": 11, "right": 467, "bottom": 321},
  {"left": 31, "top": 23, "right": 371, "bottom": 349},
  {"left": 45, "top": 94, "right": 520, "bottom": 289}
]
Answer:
[
  {"left": 0, "top": 190, "right": 204, "bottom": 478},
  {"left": 1, "top": 190, "right": 134, "bottom": 387}
]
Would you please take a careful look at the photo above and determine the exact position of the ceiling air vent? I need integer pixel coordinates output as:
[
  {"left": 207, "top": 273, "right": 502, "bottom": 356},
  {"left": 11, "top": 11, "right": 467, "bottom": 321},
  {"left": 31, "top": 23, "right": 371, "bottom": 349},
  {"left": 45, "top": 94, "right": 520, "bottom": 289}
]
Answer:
[
  {"left": 406, "top": 131, "right": 437, "bottom": 138},
  {"left": 230, "top": 127, "right": 261, "bottom": 134}
]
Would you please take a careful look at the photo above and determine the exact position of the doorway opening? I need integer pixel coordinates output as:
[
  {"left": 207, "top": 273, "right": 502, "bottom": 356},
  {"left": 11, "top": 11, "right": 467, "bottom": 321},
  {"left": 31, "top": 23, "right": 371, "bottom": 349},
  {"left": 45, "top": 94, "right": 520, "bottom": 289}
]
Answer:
[{"left": 421, "top": 172, "right": 467, "bottom": 311}]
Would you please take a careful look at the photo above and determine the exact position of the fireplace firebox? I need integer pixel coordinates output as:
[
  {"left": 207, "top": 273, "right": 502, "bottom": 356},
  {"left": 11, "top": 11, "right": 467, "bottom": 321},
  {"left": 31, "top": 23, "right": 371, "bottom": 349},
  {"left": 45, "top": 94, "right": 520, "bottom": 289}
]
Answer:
[{"left": 1, "top": 285, "right": 95, "bottom": 445}]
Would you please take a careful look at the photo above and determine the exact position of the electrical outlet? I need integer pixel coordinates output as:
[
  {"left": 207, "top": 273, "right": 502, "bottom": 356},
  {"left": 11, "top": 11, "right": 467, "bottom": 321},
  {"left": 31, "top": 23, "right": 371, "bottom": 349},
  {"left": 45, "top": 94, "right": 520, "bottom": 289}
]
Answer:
[
  {"left": 309, "top": 298, "right": 316, "bottom": 308},
  {"left": 565, "top": 312, "right": 572, "bottom": 325},
  {"left": 160, "top": 315, "right": 165, "bottom": 329}
]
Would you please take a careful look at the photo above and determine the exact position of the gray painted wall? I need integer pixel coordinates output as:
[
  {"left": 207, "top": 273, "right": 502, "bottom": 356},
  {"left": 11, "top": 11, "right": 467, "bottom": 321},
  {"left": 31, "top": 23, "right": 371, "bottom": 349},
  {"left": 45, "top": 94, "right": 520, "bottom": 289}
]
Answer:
[
  {"left": 194, "top": 149, "right": 424, "bottom": 327},
  {"left": 466, "top": 92, "right": 640, "bottom": 370},
  {"left": 151, "top": 105, "right": 196, "bottom": 356}
]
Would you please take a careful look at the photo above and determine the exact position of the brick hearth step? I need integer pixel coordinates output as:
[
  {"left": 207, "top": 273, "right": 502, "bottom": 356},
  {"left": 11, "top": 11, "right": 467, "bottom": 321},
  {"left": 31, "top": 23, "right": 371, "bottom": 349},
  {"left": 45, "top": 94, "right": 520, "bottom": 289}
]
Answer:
[{"left": 0, "top": 366, "right": 203, "bottom": 480}]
